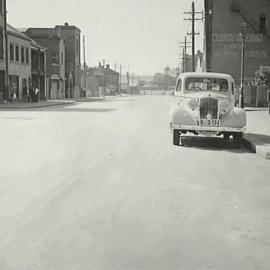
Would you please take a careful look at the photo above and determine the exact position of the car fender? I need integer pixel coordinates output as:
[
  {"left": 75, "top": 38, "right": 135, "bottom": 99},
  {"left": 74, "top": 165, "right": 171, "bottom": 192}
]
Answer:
[
  {"left": 170, "top": 105, "right": 196, "bottom": 126},
  {"left": 220, "top": 107, "right": 246, "bottom": 128}
]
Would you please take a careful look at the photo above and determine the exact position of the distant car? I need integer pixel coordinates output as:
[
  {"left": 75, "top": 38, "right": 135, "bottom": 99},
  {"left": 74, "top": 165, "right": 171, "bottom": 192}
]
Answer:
[{"left": 170, "top": 72, "right": 246, "bottom": 147}]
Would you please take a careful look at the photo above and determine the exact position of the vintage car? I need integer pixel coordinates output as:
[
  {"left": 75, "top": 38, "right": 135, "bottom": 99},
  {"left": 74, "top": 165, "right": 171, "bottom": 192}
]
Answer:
[{"left": 170, "top": 72, "right": 246, "bottom": 147}]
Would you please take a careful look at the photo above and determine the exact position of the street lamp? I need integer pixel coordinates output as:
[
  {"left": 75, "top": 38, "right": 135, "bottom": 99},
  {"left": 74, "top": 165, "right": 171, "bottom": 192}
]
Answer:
[{"left": 239, "top": 23, "right": 247, "bottom": 108}]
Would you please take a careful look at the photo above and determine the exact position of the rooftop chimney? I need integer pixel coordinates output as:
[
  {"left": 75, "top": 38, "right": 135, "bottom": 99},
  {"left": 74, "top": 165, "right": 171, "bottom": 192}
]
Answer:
[{"left": 64, "top": 22, "right": 69, "bottom": 26}]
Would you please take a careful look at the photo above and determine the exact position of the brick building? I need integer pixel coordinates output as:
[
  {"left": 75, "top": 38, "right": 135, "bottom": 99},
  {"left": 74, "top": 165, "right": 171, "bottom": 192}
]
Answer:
[
  {"left": 204, "top": 0, "right": 270, "bottom": 84},
  {"left": 25, "top": 23, "right": 81, "bottom": 99},
  {"left": 25, "top": 28, "right": 66, "bottom": 99},
  {"left": 55, "top": 23, "right": 81, "bottom": 98}
]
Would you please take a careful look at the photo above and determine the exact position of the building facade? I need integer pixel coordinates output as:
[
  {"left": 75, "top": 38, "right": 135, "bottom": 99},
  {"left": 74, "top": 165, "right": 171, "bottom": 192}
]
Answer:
[
  {"left": 25, "top": 28, "right": 66, "bottom": 99},
  {"left": 55, "top": 23, "right": 81, "bottom": 98},
  {"left": 30, "top": 39, "right": 47, "bottom": 100},
  {"left": 204, "top": 0, "right": 270, "bottom": 85},
  {"left": 0, "top": 0, "right": 6, "bottom": 101},
  {"left": 84, "top": 63, "right": 119, "bottom": 97},
  {"left": 25, "top": 23, "right": 81, "bottom": 99},
  {"left": 7, "top": 24, "right": 32, "bottom": 100}
]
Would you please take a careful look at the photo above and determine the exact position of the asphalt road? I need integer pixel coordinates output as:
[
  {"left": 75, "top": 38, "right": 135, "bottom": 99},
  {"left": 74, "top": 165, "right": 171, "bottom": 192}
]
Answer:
[{"left": 0, "top": 95, "right": 270, "bottom": 270}]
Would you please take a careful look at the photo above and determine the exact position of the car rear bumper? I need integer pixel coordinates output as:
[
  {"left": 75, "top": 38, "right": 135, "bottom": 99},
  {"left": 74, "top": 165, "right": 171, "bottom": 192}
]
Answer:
[{"left": 170, "top": 123, "right": 246, "bottom": 133}]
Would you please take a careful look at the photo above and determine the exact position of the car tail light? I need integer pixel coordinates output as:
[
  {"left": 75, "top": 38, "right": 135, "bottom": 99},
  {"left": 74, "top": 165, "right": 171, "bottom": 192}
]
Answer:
[{"left": 188, "top": 98, "right": 199, "bottom": 111}]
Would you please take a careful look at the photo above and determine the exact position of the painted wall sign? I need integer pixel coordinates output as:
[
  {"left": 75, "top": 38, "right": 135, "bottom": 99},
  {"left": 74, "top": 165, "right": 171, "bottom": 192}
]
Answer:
[{"left": 212, "top": 33, "right": 264, "bottom": 42}]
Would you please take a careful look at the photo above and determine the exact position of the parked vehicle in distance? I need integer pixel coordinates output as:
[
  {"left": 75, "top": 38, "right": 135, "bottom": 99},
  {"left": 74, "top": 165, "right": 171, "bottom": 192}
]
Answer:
[{"left": 170, "top": 72, "right": 246, "bottom": 147}]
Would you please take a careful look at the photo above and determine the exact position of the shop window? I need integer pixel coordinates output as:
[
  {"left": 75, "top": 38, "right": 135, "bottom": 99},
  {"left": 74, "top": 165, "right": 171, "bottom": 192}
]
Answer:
[
  {"left": 21, "top": 47, "right": 25, "bottom": 63},
  {"left": 259, "top": 14, "right": 266, "bottom": 32},
  {"left": 15, "top": 45, "right": 19, "bottom": 62},
  {"left": 10, "top": 43, "right": 14, "bottom": 61}
]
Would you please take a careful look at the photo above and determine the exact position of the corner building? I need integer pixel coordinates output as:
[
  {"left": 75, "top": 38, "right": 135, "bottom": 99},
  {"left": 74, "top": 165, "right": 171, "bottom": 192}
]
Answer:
[
  {"left": 55, "top": 23, "right": 81, "bottom": 99},
  {"left": 204, "top": 0, "right": 270, "bottom": 84}
]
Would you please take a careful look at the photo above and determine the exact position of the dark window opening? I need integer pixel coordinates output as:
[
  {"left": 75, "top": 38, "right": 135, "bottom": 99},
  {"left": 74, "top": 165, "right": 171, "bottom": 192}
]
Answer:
[
  {"left": 26, "top": 48, "right": 29, "bottom": 64},
  {"left": 259, "top": 14, "right": 266, "bottom": 32},
  {"left": 261, "top": 0, "right": 270, "bottom": 7},
  {"left": 21, "top": 47, "right": 25, "bottom": 63},
  {"left": 10, "top": 43, "right": 14, "bottom": 61},
  {"left": 15, "top": 45, "right": 19, "bottom": 62}
]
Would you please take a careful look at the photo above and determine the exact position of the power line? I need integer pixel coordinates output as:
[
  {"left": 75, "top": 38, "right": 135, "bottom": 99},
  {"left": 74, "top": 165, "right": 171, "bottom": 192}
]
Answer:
[
  {"left": 183, "top": 1, "right": 203, "bottom": 72},
  {"left": 179, "top": 37, "right": 191, "bottom": 72}
]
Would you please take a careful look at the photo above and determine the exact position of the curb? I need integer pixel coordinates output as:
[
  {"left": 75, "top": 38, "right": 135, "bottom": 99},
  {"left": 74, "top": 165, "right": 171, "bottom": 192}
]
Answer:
[
  {"left": 0, "top": 101, "right": 76, "bottom": 109},
  {"left": 243, "top": 135, "right": 270, "bottom": 160}
]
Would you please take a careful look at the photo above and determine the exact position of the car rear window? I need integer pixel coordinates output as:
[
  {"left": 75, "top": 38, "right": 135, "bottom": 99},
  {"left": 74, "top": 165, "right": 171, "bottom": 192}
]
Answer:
[{"left": 185, "top": 78, "right": 229, "bottom": 92}]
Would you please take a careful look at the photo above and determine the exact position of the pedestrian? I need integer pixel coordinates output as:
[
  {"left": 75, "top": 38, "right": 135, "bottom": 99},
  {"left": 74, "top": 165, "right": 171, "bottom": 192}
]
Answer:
[
  {"left": 34, "top": 87, "right": 40, "bottom": 102},
  {"left": 9, "top": 88, "right": 14, "bottom": 103},
  {"left": 29, "top": 83, "right": 33, "bottom": 102},
  {"left": 23, "top": 83, "right": 28, "bottom": 102}
]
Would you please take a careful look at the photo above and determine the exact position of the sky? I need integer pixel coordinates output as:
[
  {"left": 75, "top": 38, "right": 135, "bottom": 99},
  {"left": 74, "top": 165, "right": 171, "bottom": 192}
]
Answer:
[{"left": 7, "top": 0, "right": 204, "bottom": 75}]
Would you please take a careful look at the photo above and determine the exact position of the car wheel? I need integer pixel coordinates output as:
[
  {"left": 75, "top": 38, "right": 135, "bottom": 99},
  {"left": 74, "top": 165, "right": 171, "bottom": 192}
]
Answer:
[
  {"left": 233, "top": 133, "right": 243, "bottom": 148},
  {"left": 173, "top": 129, "right": 180, "bottom": 146},
  {"left": 223, "top": 133, "right": 230, "bottom": 140}
]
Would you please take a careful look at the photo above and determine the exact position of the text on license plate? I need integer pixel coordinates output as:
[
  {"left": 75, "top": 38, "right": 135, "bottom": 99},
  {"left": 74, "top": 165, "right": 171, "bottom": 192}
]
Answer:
[{"left": 197, "top": 119, "right": 220, "bottom": 127}]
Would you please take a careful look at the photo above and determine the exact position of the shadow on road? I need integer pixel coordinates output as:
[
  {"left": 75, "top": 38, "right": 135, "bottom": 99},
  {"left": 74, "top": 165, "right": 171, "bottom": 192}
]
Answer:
[
  {"left": 245, "top": 133, "right": 270, "bottom": 146},
  {"left": 178, "top": 135, "right": 251, "bottom": 154}
]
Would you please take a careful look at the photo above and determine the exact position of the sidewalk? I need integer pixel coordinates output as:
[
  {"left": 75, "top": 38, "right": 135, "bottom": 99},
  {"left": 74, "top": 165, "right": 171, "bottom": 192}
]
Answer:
[
  {"left": 243, "top": 107, "right": 270, "bottom": 159},
  {"left": 0, "top": 95, "right": 121, "bottom": 109},
  {"left": 0, "top": 99, "right": 76, "bottom": 109}
]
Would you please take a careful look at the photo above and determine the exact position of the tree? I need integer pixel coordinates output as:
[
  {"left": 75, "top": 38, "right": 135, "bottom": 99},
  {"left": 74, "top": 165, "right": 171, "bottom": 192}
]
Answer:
[
  {"left": 153, "top": 73, "right": 165, "bottom": 89},
  {"left": 255, "top": 66, "right": 270, "bottom": 86}
]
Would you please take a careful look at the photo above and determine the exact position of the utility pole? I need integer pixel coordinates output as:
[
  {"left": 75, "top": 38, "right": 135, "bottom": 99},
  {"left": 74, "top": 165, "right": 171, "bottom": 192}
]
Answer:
[
  {"left": 83, "top": 36, "right": 86, "bottom": 91},
  {"left": 179, "top": 36, "right": 191, "bottom": 72},
  {"left": 184, "top": 1, "right": 203, "bottom": 72},
  {"left": 240, "top": 23, "right": 247, "bottom": 108},
  {"left": 3, "top": 0, "right": 9, "bottom": 101}
]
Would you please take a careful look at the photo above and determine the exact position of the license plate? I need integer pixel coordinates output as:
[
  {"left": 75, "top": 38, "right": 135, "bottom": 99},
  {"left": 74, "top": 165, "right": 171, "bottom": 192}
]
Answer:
[{"left": 197, "top": 119, "right": 220, "bottom": 127}]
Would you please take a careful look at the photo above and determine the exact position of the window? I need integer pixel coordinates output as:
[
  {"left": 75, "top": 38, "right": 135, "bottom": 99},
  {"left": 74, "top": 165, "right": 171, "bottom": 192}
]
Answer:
[
  {"left": 21, "top": 47, "right": 25, "bottom": 63},
  {"left": 261, "top": 0, "right": 270, "bottom": 6},
  {"left": 0, "top": 0, "right": 3, "bottom": 14},
  {"left": 10, "top": 43, "right": 14, "bottom": 61},
  {"left": 230, "top": 0, "right": 240, "bottom": 11},
  {"left": 26, "top": 48, "right": 29, "bottom": 64},
  {"left": 51, "top": 51, "right": 58, "bottom": 63},
  {"left": 176, "top": 79, "right": 182, "bottom": 92},
  {"left": 76, "top": 38, "right": 79, "bottom": 55},
  {"left": 185, "top": 78, "right": 229, "bottom": 92},
  {"left": 61, "top": 52, "right": 64, "bottom": 65},
  {"left": 259, "top": 14, "right": 266, "bottom": 31},
  {"left": 15, "top": 45, "right": 19, "bottom": 62},
  {"left": 232, "top": 83, "right": 234, "bottom": 95}
]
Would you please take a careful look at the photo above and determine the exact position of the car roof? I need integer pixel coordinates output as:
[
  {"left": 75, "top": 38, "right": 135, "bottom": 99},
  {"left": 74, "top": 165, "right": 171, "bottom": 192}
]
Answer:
[{"left": 178, "top": 72, "right": 234, "bottom": 80}]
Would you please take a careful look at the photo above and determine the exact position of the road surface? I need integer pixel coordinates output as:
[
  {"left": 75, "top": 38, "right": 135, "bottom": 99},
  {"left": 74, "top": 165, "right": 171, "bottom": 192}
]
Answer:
[{"left": 0, "top": 95, "right": 270, "bottom": 270}]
